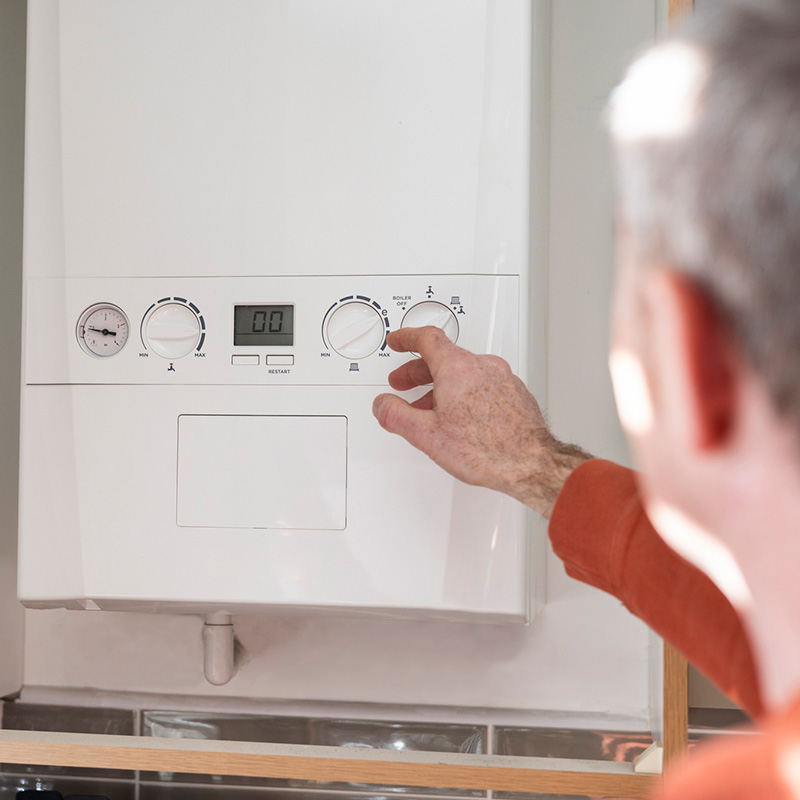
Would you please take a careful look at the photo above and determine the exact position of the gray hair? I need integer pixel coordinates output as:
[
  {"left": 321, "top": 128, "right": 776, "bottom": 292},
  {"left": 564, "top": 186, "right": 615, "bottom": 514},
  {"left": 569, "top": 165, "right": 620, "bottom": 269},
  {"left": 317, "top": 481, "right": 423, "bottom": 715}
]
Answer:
[{"left": 608, "top": 0, "right": 800, "bottom": 428}]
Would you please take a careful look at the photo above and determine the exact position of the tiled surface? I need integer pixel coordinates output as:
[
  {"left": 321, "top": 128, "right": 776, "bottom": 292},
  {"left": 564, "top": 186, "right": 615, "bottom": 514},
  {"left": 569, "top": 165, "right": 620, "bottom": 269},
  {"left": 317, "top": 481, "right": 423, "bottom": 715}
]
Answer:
[
  {"left": 494, "top": 725, "right": 652, "bottom": 762},
  {"left": 7, "top": 775, "right": 135, "bottom": 799},
  {"left": 142, "top": 711, "right": 312, "bottom": 746},
  {"left": 0, "top": 703, "right": 136, "bottom": 781},
  {"left": 0, "top": 700, "right": 677, "bottom": 800},
  {"left": 687, "top": 706, "right": 752, "bottom": 753},
  {"left": 141, "top": 711, "right": 485, "bottom": 795},
  {"left": 0, "top": 775, "right": 58, "bottom": 796},
  {"left": 689, "top": 706, "right": 750, "bottom": 733},
  {"left": 0, "top": 773, "right": 134, "bottom": 798},
  {"left": 141, "top": 711, "right": 484, "bottom": 753},
  {"left": 137, "top": 793, "right": 598, "bottom": 800},
  {"left": 139, "top": 789, "right": 468, "bottom": 800},
  {"left": 307, "top": 718, "right": 485, "bottom": 754},
  {"left": 493, "top": 726, "right": 652, "bottom": 800},
  {"left": 491, "top": 716, "right": 754, "bottom": 800},
  {"left": 1, "top": 702, "right": 136, "bottom": 736},
  {"left": 494, "top": 793, "right": 614, "bottom": 800}
]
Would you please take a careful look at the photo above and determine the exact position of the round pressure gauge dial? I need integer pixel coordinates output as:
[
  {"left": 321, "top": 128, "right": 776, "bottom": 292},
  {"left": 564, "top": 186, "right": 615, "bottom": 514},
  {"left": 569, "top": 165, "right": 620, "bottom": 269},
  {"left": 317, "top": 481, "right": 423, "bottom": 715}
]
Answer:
[{"left": 77, "top": 303, "right": 130, "bottom": 357}]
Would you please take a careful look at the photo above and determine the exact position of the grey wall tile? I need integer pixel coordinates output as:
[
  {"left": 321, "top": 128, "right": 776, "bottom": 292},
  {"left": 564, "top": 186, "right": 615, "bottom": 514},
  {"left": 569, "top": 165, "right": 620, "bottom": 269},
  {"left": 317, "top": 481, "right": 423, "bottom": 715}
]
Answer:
[
  {"left": 0, "top": 774, "right": 134, "bottom": 799},
  {"left": 494, "top": 726, "right": 651, "bottom": 762},
  {"left": 140, "top": 789, "right": 463, "bottom": 800},
  {"left": 141, "top": 712, "right": 485, "bottom": 795},
  {"left": 2, "top": 703, "right": 135, "bottom": 736},
  {"left": 1, "top": 703, "right": 136, "bottom": 780},
  {"left": 494, "top": 726, "right": 651, "bottom": 800}
]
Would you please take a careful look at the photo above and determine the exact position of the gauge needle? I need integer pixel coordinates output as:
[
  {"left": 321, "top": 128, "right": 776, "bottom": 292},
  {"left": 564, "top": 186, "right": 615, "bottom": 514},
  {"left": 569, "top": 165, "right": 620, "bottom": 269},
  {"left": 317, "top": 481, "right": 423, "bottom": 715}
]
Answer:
[{"left": 87, "top": 326, "right": 117, "bottom": 337}]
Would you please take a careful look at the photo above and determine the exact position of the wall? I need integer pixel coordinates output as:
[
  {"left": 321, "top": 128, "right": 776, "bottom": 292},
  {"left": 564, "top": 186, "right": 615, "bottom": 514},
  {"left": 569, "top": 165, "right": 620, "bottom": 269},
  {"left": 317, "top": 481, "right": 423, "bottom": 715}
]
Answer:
[
  {"left": 3, "top": 0, "right": 676, "bottom": 726},
  {"left": 0, "top": 0, "right": 26, "bottom": 699}
]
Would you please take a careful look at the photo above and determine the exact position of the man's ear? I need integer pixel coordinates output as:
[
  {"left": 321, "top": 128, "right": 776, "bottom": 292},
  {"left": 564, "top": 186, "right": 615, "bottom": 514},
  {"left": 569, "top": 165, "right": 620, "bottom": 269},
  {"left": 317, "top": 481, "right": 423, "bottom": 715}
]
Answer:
[{"left": 646, "top": 270, "right": 737, "bottom": 451}]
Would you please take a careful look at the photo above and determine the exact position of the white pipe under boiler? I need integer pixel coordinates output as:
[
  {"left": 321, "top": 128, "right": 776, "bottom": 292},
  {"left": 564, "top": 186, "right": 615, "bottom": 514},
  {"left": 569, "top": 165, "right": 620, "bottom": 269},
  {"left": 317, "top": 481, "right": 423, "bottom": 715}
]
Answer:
[{"left": 202, "top": 612, "right": 237, "bottom": 686}]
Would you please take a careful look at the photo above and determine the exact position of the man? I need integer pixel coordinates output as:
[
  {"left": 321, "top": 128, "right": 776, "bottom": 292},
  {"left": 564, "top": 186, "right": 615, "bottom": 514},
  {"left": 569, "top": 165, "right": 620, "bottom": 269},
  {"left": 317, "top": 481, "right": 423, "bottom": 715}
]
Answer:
[{"left": 373, "top": 0, "right": 800, "bottom": 797}]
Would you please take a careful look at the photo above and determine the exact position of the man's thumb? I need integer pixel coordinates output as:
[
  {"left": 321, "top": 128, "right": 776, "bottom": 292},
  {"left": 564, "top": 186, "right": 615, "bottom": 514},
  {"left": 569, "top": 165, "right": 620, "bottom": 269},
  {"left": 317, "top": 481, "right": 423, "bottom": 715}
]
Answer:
[{"left": 372, "top": 393, "right": 434, "bottom": 453}]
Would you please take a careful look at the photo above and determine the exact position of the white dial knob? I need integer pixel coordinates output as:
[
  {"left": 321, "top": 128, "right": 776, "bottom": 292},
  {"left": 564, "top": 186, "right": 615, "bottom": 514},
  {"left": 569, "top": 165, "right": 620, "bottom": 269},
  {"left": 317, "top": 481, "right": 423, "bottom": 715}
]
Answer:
[
  {"left": 145, "top": 303, "right": 201, "bottom": 359},
  {"left": 327, "top": 301, "right": 385, "bottom": 359},
  {"left": 401, "top": 301, "right": 459, "bottom": 343}
]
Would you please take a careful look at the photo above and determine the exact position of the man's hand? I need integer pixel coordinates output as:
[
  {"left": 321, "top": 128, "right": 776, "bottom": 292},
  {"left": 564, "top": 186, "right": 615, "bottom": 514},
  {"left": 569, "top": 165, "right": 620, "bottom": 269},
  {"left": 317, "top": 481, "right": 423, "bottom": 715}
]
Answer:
[{"left": 372, "top": 327, "right": 592, "bottom": 518}]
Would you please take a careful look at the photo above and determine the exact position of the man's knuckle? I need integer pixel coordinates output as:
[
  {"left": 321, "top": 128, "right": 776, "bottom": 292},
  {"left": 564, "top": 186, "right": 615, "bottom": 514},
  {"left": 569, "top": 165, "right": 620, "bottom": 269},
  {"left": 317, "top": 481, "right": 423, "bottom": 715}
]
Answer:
[
  {"left": 485, "top": 354, "right": 512, "bottom": 375},
  {"left": 424, "top": 326, "right": 450, "bottom": 347}
]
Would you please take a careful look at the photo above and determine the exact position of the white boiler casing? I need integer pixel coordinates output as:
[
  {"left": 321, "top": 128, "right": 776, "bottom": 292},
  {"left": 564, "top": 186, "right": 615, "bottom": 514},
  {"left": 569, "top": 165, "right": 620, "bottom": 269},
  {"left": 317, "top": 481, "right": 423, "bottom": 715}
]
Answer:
[{"left": 20, "top": 0, "right": 533, "bottom": 621}]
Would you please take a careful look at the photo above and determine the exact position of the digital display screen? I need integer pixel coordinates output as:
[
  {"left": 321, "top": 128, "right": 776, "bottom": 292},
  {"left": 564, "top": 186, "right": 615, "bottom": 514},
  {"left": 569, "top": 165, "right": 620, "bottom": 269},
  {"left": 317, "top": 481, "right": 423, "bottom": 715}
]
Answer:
[{"left": 234, "top": 305, "right": 294, "bottom": 346}]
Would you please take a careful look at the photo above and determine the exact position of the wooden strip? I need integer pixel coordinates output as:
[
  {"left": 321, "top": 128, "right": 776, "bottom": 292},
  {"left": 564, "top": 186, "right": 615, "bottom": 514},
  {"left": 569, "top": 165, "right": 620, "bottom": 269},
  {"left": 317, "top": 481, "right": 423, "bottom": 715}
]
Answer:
[
  {"left": 663, "top": 642, "right": 689, "bottom": 766},
  {"left": 0, "top": 731, "right": 656, "bottom": 798},
  {"left": 663, "top": 0, "right": 693, "bottom": 771},
  {"left": 669, "top": 0, "right": 694, "bottom": 24}
]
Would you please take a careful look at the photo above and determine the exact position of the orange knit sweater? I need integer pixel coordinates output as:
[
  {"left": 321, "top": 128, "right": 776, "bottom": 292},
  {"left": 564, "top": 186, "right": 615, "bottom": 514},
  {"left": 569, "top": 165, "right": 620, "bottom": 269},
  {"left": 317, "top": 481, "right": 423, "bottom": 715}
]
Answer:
[{"left": 550, "top": 459, "right": 800, "bottom": 799}]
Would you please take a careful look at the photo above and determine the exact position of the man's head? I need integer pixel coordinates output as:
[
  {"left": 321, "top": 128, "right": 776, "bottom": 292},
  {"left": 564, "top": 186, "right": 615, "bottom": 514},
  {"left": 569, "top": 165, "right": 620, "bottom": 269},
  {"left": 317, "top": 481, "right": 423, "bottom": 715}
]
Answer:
[
  {"left": 611, "top": 0, "right": 800, "bottom": 427},
  {"left": 606, "top": 0, "right": 800, "bottom": 607}
]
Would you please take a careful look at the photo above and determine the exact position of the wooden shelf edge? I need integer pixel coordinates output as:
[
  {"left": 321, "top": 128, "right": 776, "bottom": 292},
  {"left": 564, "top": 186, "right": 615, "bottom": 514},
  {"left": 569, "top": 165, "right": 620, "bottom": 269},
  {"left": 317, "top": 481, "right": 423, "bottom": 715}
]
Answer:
[
  {"left": 0, "top": 730, "right": 656, "bottom": 798},
  {"left": 663, "top": 642, "right": 689, "bottom": 766},
  {"left": 669, "top": 0, "right": 694, "bottom": 23}
]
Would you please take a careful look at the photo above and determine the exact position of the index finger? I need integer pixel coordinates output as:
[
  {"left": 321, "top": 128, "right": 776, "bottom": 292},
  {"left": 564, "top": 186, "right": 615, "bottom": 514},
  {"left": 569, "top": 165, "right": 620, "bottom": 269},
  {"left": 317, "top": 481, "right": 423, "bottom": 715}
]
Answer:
[{"left": 385, "top": 326, "right": 458, "bottom": 375}]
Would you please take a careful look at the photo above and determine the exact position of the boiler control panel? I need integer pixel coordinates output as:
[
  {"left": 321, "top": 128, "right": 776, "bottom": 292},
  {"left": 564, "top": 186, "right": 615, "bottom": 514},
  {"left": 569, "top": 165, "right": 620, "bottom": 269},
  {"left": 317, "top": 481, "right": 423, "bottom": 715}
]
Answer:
[{"left": 26, "top": 274, "right": 521, "bottom": 386}]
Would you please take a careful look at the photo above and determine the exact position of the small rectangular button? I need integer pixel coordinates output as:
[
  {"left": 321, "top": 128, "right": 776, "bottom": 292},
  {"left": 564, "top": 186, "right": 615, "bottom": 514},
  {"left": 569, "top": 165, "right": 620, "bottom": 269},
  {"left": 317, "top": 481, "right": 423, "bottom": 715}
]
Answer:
[
  {"left": 267, "top": 355, "right": 294, "bottom": 365},
  {"left": 232, "top": 355, "right": 259, "bottom": 366}
]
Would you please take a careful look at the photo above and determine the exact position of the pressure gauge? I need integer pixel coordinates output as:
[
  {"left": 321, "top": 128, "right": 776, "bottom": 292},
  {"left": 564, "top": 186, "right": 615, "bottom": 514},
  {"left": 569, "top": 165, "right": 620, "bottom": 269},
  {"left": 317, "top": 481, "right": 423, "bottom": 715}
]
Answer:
[{"left": 77, "top": 303, "right": 130, "bottom": 357}]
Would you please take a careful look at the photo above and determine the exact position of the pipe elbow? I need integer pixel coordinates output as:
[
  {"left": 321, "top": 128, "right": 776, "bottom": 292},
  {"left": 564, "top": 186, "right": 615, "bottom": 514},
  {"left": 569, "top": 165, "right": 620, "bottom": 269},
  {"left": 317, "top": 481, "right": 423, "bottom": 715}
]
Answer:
[{"left": 202, "top": 613, "right": 236, "bottom": 686}]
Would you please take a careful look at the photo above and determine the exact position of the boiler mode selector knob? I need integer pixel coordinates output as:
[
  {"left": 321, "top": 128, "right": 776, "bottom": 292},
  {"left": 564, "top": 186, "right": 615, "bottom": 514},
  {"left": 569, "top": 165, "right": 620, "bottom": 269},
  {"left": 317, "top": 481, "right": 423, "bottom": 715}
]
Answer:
[
  {"left": 401, "top": 301, "right": 459, "bottom": 344},
  {"left": 327, "top": 301, "right": 385, "bottom": 359},
  {"left": 145, "top": 303, "right": 201, "bottom": 359}
]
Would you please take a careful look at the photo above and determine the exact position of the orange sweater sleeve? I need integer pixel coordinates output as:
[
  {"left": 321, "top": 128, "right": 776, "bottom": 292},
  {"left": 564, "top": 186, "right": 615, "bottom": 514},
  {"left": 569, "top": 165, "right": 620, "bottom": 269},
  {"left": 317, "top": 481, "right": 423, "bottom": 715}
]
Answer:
[{"left": 548, "top": 458, "right": 764, "bottom": 718}]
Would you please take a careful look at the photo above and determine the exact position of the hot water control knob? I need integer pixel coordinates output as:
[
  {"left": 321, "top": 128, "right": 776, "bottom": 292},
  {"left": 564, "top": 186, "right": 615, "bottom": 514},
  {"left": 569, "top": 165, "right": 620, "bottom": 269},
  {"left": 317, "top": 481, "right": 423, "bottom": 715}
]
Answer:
[
  {"left": 401, "top": 301, "right": 459, "bottom": 343},
  {"left": 326, "top": 301, "right": 385, "bottom": 359},
  {"left": 145, "top": 303, "right": 201, "bottom": 359}
]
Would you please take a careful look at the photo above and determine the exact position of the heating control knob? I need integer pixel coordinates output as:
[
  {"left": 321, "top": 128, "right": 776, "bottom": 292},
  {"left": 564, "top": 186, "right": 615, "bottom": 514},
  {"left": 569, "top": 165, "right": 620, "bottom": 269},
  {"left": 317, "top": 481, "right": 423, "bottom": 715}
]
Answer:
[
  {"left": 401, "top": 301, "right": 459, "bottom": 344},
  {"left": 327, "top": 301, "right": 385, "bottom": 359},
  {"left": 145, "top": 303, "right": 201, "bottom": 359}
]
